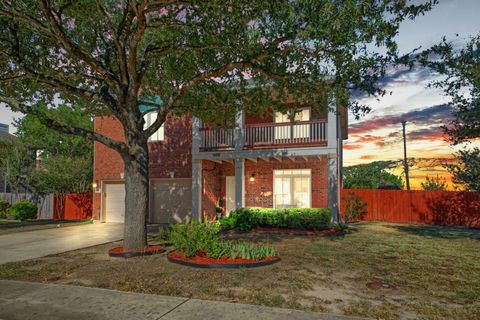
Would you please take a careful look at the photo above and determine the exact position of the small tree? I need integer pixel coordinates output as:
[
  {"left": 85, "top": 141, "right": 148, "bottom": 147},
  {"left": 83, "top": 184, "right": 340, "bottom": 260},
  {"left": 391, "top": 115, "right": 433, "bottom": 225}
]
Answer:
[
  {"left": 445, "top": 148, "right": 480, "bottom": 192},
  {"left": 343, "top": 161, "right": 404, "bottom": 190},
  {"left": 420, "top": 175, "right": 448, "bottom": 191},
  {"left": 421, "top": 35, "right": 479, "bottom": 193},
  {"left": 342, "top": 193, "right": 367, "bottom": 223},
  {"left": 0, "top": 140, "right": 36, "bottom": 194}
]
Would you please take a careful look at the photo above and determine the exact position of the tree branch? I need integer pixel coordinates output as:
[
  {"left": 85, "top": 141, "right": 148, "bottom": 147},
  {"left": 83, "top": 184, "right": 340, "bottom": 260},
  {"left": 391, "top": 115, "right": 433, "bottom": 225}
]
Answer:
[
  {"left": 37, "top": 0, "right": 120, "bottom": 91},
  {"left": 0, "top": 95, "right": 126, "bottom": 154}
]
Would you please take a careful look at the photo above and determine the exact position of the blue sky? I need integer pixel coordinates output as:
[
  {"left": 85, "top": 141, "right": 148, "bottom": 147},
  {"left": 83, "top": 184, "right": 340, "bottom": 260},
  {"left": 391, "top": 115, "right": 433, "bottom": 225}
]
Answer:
[{"left": 1, "top": 0, "right": 479, "bottom": 186}]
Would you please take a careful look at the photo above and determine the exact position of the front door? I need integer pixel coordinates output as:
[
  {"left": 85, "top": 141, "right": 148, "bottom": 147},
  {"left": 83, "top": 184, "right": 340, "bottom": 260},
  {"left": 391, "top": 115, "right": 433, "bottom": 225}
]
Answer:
[{"left": 226, "top": 176, "right": 235, "bottom": 215}]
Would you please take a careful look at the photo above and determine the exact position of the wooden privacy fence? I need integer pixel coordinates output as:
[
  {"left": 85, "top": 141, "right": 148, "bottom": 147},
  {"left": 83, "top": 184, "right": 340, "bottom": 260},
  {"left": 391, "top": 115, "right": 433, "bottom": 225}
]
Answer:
[
  {"left": 340, "top": 189, "right": 480, "bottom": 227},
  {"left": 0, "top": 193, "right": 53, "bottom": 219},
  {"left": 54, "top": 193, "right": 93, "bottom": 220}
]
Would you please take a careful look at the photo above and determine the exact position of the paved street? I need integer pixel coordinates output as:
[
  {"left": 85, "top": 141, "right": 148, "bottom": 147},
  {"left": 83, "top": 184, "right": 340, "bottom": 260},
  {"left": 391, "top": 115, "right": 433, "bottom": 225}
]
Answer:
[
  {"left": 0, "top": 280, "right": 365, "bottom": 320},
  {"left": 0, "top": 223, "right": 123, "bottom": 264}
]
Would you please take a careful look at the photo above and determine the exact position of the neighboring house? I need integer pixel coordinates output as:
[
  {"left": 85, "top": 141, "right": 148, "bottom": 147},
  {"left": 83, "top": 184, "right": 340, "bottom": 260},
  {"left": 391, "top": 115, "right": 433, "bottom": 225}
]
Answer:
[
  {"left": 93, "top": 102, "right": 347, "bottom": 224},
  {"left": 0, "top": 124, "right": 16, "bottom": 193}
]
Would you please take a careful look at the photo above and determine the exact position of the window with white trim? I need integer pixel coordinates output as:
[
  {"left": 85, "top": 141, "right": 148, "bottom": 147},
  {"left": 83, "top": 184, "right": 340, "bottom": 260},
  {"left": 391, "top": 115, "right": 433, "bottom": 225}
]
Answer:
[
  {"left": 273, "top": 169, "right": 311, "bottom": 208},
  {"left": 143, "top": 111, "right": 165, "bottom": 141},
  {"left": 274, "top": 108, "right": 311, "bottom": 139}
]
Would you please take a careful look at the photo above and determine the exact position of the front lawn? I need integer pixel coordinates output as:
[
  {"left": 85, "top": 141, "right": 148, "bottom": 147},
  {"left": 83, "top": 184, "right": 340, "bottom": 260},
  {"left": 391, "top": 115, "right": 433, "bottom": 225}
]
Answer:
[{"left": 0, "top": 222, "right": 478, "bottom": 319}]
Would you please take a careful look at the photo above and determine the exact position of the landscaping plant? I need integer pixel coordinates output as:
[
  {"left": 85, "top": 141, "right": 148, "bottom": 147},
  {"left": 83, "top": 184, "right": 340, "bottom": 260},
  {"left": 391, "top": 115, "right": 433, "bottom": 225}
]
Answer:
[
  {"left": 0, "top": 200, "right": 10, "bottom": 219},
  {"left": 342, "top": 194, "right": 367, "bottom": 223},
  {"left": 220, "top": 208, "right": 331, "bottom": 231},
  {"left": 8, "top": 201, "right": 37, "bottom": 221},
  {"left": 170, "top": 221, "right": 277, "bottom": 260}
]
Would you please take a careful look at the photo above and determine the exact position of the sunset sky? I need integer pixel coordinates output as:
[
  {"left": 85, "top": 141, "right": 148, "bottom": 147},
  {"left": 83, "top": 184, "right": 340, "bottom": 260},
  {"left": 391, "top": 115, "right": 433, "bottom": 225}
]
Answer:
[
  {"left": 0, "top": 0, "right": 479, "bottom": 189},
  {"left": 344, "top": 0, "right": 480, "bottom": 189}
]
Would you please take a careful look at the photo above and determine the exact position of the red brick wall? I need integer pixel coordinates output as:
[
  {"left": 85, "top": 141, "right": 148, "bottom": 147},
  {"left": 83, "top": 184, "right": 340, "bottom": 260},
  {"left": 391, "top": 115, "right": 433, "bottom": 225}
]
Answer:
[
  {"left": 244, "top": 156, "right": 328, "bottom": 208},
  {"left": 201, "top": 160, "right": 221, "bottom": 220},
  {"left": 93, "top": 115, "right": 193, "bottom": 219},
  {"left": 201, "top": 156, "right": 329, "bottom": 219}
]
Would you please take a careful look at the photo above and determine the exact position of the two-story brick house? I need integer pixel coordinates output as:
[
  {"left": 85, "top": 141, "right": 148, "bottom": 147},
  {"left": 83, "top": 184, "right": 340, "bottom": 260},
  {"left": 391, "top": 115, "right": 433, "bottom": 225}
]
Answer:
[{"left": 93, "top": 100, "right": 347, "bottom": 224}]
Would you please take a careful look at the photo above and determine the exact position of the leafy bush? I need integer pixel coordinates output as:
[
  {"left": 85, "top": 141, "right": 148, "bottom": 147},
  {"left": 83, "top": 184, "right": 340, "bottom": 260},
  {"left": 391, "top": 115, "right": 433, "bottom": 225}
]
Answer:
[
  {"left": 170, "top": 221, "right": 277, "bottom": 260},
  {"left": 220, "top": 207, "right": 331, "bottom": 230},
  {"left": 0, "top": 199, "right": 10, "bottom": 219},
  {"left": 342, "top": 193, "right": 367, "bottom": 222},
  {"left": 170, "top": 221, "right": 221, "bottom": 257},
  {"left": 8, "top": 201, "right": 37, "bottom": 221}
]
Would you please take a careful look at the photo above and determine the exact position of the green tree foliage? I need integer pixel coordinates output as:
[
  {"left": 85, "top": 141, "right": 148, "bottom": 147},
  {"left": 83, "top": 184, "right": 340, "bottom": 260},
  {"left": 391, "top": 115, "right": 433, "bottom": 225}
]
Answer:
[
  {"left": 0, "top": 140, "right": 35, "bottom": 193},
  {"left": 343, "top": 161, "right": 404, "bottom": 189},
  {"left": 14, "top": 104, "right": 92, "bottom": 158},
  {"left": 421, "top": 34, "right": 480, "bottom": 192},
  {"left": 0, "top": 1, "right": 436, "bottom": 250},
  {"left": 420, "top": 175, "right": 448, "bottom": 191},
  {"left": 445, "top": 148, "right": 480, "bottom": 192},
  {"left": 14, "top": 105, "right": 93, "bottom": 195},
  {"left": 420, "top": 35, "right": 480, "bottom": 144}
]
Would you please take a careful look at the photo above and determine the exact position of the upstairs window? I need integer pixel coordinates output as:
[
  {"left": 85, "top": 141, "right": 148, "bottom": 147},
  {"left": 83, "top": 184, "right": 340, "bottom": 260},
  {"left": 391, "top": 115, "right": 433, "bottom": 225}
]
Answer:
[
  {"left": 274, "top": 108, "right": 311, "bottom": 139},
  {"left": 143, "top": 111, "right": 165, "bottom": 141}
]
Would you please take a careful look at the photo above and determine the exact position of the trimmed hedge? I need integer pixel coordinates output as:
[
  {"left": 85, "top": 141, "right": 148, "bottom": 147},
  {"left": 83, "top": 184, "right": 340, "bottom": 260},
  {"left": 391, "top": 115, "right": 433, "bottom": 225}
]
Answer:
[
  {"left": 8, "top": 201, "right": 37, "bottom": 221},
  {"left": 220, "top": 207, "right": 331, "bottom": 231}
]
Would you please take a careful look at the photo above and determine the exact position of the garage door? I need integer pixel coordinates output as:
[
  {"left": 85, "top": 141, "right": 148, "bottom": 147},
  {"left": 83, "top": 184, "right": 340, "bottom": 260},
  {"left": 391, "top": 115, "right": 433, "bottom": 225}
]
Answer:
[
  {"left": 104, "top": 183, "right": 125, "bottom": 223},
  {"left": 150, "top": 179, "right": 192, "bottom": 224}
]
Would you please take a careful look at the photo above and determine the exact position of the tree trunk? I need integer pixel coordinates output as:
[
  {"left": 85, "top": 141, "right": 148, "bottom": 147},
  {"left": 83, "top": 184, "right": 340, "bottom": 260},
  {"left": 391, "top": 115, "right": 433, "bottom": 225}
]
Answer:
[{"left": 123, "top": 140, "right": 149, "bottom": 251}]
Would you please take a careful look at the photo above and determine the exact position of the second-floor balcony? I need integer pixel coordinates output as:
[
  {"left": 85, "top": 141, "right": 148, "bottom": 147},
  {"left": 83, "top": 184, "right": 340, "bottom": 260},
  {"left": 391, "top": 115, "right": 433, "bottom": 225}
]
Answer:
[{"left": 200, "top": 119, "right": 328, "bottom": 151}]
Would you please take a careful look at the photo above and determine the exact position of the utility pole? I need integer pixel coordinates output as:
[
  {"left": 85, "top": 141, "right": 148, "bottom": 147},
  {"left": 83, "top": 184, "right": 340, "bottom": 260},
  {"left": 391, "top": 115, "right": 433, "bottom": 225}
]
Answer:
[{"left": 401, "top": 120, "right": 411, "bottom": 191}]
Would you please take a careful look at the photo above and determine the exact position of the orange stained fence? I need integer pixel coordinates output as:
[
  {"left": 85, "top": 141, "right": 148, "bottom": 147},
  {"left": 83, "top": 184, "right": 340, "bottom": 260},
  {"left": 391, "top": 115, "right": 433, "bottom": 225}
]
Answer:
[
  {"left": 54, "top": 193, "right": 93, "bottom": 220},
  {"left": 340, "top": 189, "right": 480, "bottom": 228}
]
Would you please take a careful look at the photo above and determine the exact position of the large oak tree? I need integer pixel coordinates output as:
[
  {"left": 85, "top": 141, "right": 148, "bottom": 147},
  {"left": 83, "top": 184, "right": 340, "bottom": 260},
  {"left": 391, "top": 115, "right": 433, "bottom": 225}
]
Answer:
[{"left": 0, "top": 0, "right": 435, "bottom": 250}]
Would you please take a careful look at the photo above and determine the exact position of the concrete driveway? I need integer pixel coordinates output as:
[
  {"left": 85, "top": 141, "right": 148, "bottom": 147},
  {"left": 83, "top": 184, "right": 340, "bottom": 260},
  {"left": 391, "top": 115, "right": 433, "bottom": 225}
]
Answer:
[{"left": 0, "top": 223, "right": 123, "bottom": 264}]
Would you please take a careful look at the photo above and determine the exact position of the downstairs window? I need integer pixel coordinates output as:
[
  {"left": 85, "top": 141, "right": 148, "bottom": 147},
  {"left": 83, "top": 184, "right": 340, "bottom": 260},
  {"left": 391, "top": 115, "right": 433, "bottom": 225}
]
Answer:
[{"left": 273, "top": 169, "right": 311, "bottom": 209}]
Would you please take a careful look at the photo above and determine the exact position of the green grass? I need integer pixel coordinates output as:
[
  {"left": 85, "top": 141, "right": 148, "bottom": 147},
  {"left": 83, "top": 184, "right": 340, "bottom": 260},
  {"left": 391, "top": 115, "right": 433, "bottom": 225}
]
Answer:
[
  {"left": 309, "top": 222, "right": 480, "bottom": 319},
  {"left": 0, "top": 219, "right": 20, "bottom": 225}
]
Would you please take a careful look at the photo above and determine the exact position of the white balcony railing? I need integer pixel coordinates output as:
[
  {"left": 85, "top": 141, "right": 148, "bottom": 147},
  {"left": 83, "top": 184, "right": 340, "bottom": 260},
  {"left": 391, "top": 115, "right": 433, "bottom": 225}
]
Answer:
[{"left": 200, "top": 119, "right": 327, "bottom": 151}]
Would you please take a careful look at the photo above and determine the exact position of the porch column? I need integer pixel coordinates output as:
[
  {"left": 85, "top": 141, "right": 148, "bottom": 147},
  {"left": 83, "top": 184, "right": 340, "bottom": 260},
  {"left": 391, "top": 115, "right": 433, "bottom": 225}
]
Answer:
[
  {"left": 192, "top": 117, "right": 202, "bottom": 221},
  {"left": 327, "top": 97, "right": 340, "bottom": 223},
  {"left": 328, "top": 154, "right": 339, "bottom": 223},
  {"left": 327, "top": 96, "right": 337, "bottom": 148},
  {"left": 234, "top": 111, "right": 244, "bottom": 151},
  {"left": 192, "top": 160, "right": 202, "bottom": 221},
  {"left": 234, "top": 158, "right": 245, "bottom": 209}
]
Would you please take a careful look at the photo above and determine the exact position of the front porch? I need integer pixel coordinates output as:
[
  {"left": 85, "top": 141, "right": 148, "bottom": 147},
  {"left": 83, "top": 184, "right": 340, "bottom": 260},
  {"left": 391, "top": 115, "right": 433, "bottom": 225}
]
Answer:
[{"left": 196, "top": 156, "right": 332, "bottom": 221}]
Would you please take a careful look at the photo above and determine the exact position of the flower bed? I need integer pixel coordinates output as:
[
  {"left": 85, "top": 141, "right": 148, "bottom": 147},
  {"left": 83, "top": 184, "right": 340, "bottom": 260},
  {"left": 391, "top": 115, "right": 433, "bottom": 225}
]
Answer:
[
  {"left": 108, "top": 244, "right": 165, "bottom": 258},
  {"left": 166, "top": 222, "right": 279, "bottom": 268},
  {"left": 167, "top": 250, "right": 280, "bottom": 268}
]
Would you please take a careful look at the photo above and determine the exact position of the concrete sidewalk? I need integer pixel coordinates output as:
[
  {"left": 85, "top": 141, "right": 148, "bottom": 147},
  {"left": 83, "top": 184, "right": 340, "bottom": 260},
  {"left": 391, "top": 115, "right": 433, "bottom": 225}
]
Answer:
[
  {"left": 0, "top": 280, "right": 365, "bottom": 320},
  {"left": 0, "top": 223, "right": 123, "bottom": 264}
]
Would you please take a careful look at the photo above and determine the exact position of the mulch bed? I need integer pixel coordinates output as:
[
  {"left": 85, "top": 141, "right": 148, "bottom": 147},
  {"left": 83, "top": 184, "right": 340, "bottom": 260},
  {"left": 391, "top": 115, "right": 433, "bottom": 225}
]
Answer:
[
  {"left": 223, "top": 227, "right": 339, "bottom": 236},
  {"left": 108, "top": 244, "right": 165, "bottom": 258},
  {"left": 167, "top": 250, "right": 281, "bottom": 268}
]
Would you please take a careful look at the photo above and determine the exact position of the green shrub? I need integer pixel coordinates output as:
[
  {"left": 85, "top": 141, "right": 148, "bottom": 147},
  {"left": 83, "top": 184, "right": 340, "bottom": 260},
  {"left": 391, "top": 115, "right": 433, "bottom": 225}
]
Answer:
[
  {"left": 170, "top": 221, "right": 277, "bottom": 260},
  {"left": 8, "top": 201, "right": 37, "bottom": 221},
  {"left": 342, "top": 193, "right": 367, "bottom": 222},
  {"left": 220, "top": 207, "right": 331, "bottom": 230},
  {"left": 170, "top": 221, "right": 221, "bottom": 257},
  {"left": 0, "top": 199, "right": 10, "bottom": 219}
]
